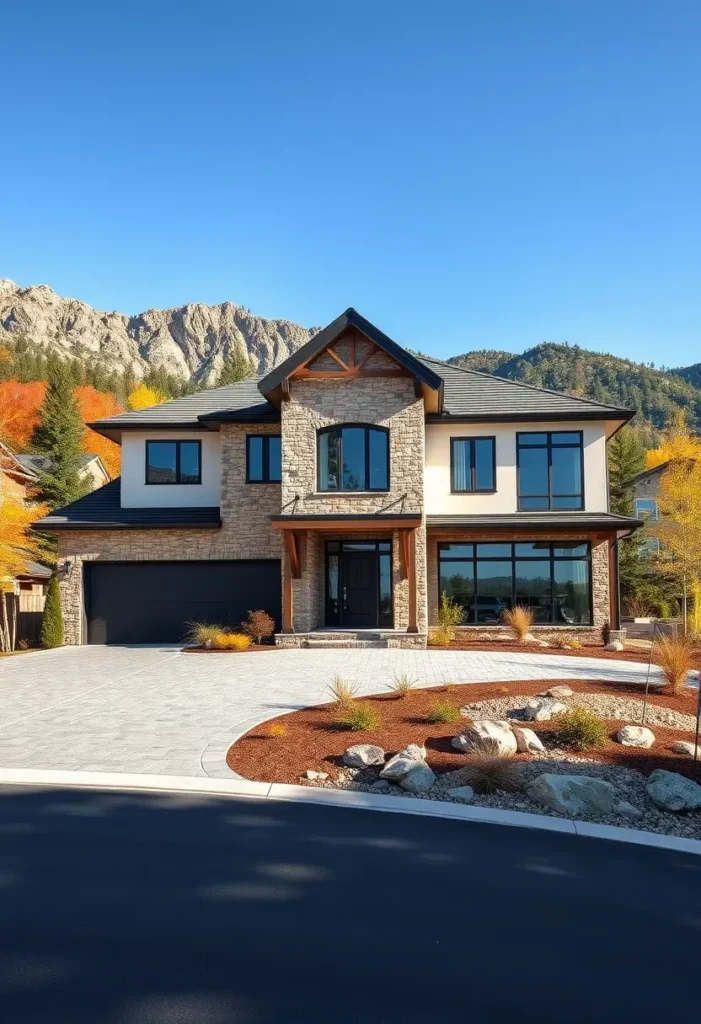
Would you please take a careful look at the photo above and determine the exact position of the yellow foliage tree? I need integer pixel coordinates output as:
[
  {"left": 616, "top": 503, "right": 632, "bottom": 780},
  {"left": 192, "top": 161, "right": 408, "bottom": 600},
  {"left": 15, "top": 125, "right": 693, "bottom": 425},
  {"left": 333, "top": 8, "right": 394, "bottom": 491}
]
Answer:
[
  {"left": 0, "top": 486, "right": 47, "bottom": 651},
  {"left": 649, "top": 459, "right": 701, "bottom": 633},
  {"left": 646, "top": 410, "right": 701, "bottom": 469},
  {"left": 127, "top": 383, "right": 165, "bottom": 411}
]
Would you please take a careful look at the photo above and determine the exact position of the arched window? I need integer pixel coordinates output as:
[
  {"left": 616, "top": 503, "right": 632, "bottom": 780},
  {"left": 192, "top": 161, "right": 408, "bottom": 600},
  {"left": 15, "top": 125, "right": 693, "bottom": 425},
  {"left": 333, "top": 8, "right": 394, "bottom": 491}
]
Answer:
[{"left": 317, "top": 425, "right": 389, "bottom": 492}]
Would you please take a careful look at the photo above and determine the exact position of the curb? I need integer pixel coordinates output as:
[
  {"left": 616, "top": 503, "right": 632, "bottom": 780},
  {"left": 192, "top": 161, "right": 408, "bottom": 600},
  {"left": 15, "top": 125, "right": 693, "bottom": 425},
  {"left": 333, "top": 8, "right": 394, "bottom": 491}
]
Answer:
[{"left": 0, "top": 767, "right": 699, "bottom": 857}]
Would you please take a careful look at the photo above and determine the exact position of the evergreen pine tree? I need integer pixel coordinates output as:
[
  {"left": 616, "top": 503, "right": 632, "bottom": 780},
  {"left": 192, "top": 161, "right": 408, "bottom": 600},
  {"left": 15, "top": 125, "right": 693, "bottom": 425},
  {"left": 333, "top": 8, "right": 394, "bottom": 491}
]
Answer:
[
  {"left": 608, "top": 426, "right": 646, "bottom": 516},
  {"left": 216, "top": 344, "right": 254, "bottom": 386},
  {"left": 40, "top": 574, "right": 64, "bottom": 648},
  {"left": 31, "top": 361, "right": 88, "bottom": 509}
]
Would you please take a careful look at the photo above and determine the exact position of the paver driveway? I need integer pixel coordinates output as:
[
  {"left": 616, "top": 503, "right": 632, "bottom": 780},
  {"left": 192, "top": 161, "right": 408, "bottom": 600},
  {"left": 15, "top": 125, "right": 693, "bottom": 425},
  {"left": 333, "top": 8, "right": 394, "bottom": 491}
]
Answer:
[{"left": 0, "top": 645, "right": 659, "bottom": 778}]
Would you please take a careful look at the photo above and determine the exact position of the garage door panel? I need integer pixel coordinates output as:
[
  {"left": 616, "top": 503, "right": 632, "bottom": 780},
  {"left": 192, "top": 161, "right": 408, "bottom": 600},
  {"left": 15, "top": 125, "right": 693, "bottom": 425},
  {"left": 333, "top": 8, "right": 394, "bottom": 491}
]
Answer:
[{"left": 86, "top": 561, "right": 281, "bottom": 644}]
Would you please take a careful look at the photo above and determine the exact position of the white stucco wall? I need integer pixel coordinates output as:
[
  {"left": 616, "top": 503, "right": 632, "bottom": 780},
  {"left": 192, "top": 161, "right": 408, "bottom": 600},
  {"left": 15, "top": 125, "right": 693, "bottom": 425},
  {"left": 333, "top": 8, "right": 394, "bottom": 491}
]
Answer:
[
  {"left": 120, "top": 431, "right": 221, "bottom": 507},
  {"left": 424, "top": 420, "right": 609, "bottom": 515}
]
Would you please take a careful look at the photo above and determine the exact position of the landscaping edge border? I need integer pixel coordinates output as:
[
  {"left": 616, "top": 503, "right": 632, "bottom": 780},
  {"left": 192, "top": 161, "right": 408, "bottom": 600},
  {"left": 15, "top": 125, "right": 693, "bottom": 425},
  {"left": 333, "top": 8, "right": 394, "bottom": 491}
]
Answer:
[{"left": 0, "top": 767, "right": 700, "bottom": 857}]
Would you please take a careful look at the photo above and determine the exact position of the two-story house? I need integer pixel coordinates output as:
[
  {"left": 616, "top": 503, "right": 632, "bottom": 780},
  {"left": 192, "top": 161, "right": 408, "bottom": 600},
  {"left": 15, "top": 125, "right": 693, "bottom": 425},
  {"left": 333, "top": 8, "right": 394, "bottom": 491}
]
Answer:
[{"left": 33, "top": 309, "right": 642, "bottom": 647}]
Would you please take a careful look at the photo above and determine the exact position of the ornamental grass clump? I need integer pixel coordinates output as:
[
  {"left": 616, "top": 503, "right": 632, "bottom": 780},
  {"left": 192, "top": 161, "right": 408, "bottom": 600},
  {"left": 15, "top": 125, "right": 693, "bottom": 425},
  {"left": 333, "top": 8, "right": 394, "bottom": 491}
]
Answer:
[
  {"left": 267, "top": 721, "right": 287, "bottom": 738},
  {"left": 462, "top": 739, "right": 521, "bottom": 794},
  {"left": 212, "top": 631, "right": 252, "bottom": 651},
  {"left": 185, "top": 621, "right": 224, "bottom": 648},
  {"left": 335, "top": 702, "right": 381, "bottom": 732},
  {"left": 387, "top": 671, "right": 416, "bottom": 698},
  {"left": 554, "top": 707, "right": 607, "bottom": 751},
  {"left": 653, "top": 635, "right": 695, "bottom": 694},
  {"left": 427, "top": 701, "right": 461, "bottom": 724},
  {"left": 501, "top": 605, "right": 534, "bottom": 641},
  {"left": 435, "top": 592, "right": 463, "bottom": 643},
  {"left": 327, "top": 675, "right": 359, "bottom": 710}
]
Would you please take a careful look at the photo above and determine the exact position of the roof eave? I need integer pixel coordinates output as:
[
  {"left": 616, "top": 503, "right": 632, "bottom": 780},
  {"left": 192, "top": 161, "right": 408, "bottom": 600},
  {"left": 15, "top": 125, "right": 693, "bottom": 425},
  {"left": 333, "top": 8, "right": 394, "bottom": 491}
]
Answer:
[{"left": 425, "top": 409, "right": 635, "bottom": 424}]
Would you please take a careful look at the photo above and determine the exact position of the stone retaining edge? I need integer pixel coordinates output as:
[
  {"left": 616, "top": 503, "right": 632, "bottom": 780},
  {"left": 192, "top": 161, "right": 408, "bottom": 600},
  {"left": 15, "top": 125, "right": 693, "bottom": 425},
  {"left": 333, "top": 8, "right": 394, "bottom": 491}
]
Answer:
[{"left": 0, "top": 767, "right": 699, "bottom": 857}]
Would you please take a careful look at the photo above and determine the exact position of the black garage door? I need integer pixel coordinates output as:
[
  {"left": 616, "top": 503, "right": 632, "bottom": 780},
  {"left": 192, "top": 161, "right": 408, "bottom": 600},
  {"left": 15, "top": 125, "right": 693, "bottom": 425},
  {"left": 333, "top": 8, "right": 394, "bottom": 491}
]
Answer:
[{"left": 85, "top": 561, "right": 281, "bottom": 644}]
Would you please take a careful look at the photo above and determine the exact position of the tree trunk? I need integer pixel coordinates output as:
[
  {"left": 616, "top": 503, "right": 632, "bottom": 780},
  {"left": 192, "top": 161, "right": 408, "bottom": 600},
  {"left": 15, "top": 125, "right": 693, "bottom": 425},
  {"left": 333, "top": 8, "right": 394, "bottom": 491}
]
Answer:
[{"left": 0, "top": 592, "right": 12, "bottom": 653}]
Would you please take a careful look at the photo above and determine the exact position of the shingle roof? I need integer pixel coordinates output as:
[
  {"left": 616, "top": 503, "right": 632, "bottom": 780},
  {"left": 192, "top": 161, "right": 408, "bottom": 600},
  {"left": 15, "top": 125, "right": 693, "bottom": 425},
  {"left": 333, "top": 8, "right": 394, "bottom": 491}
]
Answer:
[
  {"left": 16, "top": 453, "right": 104, "bottom": 474},
  {"left": 426, "top": 512, "right": 642, "bottom": 533},
  {"left": 418, "top": 356, "right": 633, "bottom": 422},
  {"left": 32, "top": 479, "right": 221, "bottom": 530}
]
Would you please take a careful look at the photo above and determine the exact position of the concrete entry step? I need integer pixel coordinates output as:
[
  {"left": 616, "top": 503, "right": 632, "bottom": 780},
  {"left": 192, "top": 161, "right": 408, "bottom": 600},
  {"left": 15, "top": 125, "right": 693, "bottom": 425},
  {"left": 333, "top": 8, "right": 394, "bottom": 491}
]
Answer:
[
  {"left": 302, "top": 639, "right": 388, "bottom": 649},
  {"left": 306, "top": 631, "right": 387, "bottom": 642}
]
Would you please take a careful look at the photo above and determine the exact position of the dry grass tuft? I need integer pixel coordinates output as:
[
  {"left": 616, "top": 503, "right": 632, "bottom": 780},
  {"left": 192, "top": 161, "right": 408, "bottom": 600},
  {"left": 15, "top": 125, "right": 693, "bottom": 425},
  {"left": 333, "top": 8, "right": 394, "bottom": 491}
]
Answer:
[
  {"left": 267, "top": 721, "right": 287, "bottom": 738},
  {"left": 185, "top": 621, "right": 224, "bottom": 647},
  {"left": 213, "top": 631, "right": 252, "bottom": 651},
  {"left": 462, "top": 739, "right": 521, "bottom": 794},
  {"left": 327, "top": 675, "right": 359, "bottom": 710},
  {"left": 387, "top": 672, "right": 416, "bottom": 698},
  {"left": 653, "top": 635, "right": 695, "bottom": 694},
  {"left": 554, "top": 707, "right": 607, "bottom": 750},
  {"left": 334, "top": 702, "right": 381, "bottom": 732},
  {"left": 427, "top": 701, "right": 461, "bottom": 724},
  {"left": 501, "top": 605, "right": 535, "bottom": 641}
]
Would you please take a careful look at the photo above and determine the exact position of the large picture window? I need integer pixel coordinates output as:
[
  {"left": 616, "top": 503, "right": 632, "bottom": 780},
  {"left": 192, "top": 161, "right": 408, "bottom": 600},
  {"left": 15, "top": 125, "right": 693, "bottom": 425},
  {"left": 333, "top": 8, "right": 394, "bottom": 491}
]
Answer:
[
  {"left": 451, "top": 437, "right": 496, "bottom": 492},
  {"left": 438, "top": 540, "right": 591, "bottom": 625},
  {"left": 247, "top": 435, "right": 281, "bottom": 483},
  {"left": 145, "top": 440, "right": 201, "bottom": 484},
  {"left": 517, "top": 431, "right": 584, "bottom": 510},
  {"left": 317, "top": 425, "right": 389, "bottom": 492}
]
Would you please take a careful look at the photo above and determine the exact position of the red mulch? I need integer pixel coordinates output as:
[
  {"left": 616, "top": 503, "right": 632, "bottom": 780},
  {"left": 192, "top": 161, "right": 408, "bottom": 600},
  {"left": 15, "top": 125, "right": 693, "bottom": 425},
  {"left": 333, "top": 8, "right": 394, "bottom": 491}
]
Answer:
[
  {"left": 227, "top": 678, "right": 701, "bottom": 785},
  {"left": 428, "top": 640, "right": 660, "bottom": 664}
]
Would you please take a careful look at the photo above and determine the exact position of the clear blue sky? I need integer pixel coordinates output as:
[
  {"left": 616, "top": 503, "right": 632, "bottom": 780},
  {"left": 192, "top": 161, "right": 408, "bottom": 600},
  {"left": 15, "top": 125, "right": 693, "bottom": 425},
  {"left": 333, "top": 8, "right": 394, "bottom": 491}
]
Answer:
[{"left": 2, "top": 1, "right": 700, "bottom": 365}]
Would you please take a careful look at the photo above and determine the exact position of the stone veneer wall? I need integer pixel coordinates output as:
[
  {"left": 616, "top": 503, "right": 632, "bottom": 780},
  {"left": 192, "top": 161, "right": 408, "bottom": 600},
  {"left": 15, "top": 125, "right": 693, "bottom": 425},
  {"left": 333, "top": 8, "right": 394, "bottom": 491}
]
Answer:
[
  {"left": 57, "top": 423, "right": 282, "bottom": 645},
  {"left": 426, "top": 531, "right": 611, "bottom": 637},
  {"left": 281, "top": 376, "right": 427, "bottom": 632}
]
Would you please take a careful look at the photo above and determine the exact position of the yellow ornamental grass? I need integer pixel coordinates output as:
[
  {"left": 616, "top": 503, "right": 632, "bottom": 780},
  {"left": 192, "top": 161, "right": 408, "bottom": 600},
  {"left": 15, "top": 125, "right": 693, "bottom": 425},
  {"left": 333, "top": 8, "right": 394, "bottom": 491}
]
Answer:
[{"left": 212, "top": 631, "right": 252, "bottom": 651}]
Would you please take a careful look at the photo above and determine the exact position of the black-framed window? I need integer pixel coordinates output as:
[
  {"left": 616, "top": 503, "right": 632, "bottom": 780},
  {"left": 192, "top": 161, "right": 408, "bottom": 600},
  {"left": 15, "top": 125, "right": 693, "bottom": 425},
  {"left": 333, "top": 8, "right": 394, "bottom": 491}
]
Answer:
[
  {"left": 517, "top": 431, "right": 584, "bottom": 510},
  {"left": 451, "top": 436, "right": 496, "bottom": 492},
  {"left": 246, "top": 435, "right": 281, "bottom": 483},
  {"left": 317, "top": 425, "right": 389, "bottom": 492},
  {"left": 145, "top": 440, "right": 201, "bottom": 485},
  {"left": 438, "top": 540, "right": 592, "bottom": 625}
]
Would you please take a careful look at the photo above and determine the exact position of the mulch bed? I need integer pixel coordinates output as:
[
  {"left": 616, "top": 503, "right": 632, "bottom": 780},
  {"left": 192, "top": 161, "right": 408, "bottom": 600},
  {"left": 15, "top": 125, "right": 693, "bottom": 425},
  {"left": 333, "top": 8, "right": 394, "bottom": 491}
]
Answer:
[
  {"left": 427, "top": 640, "right": 663, "bottom": 664},
  {"left": 181, "top": 645, "right": 276, "bottom": 654},
  {"left": 227, "top": 678, "right": 701, "bottom": 785}
]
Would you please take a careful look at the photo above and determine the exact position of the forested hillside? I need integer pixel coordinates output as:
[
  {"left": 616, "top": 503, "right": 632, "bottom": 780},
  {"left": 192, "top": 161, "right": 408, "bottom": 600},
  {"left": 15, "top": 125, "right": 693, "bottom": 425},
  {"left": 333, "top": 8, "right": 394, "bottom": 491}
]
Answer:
[{"left": 449, "top": 343, "right": 701, "bottom": 442}]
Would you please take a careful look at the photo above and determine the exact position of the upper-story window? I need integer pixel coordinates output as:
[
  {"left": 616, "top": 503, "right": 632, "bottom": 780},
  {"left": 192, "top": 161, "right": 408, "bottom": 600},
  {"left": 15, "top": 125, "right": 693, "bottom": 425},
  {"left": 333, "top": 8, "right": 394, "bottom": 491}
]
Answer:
[
  {"left": 517, "top": 431, "right": 583, "bottom": 510},
  {"left": 145, "top": 440, "right": 201, "bottom": 485},
  {"left": 247, "top": 435, "right": 281, "bottom": 483},
  {"left": 317, "top": 425, "right": 389, "bottom": 492},
  {"left": 635, "top": 498, "right": 659, "bottom": 520},
  {"left": 451, "top": 437, "right": 496, "bottom": 492}
]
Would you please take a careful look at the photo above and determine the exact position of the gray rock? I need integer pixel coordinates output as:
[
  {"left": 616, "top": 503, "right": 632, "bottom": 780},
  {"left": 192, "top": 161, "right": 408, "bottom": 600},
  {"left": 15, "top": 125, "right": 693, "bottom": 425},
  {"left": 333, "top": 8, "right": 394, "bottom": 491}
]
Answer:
[
  {"left": 399, "top": 762, "right": 436, "bottom": 793},
  {"left": 614, "top": 800, "right": 643, "bottom": 820},
  {"left": 605, "top": 640, "right": 625, "bottom": 652},
  {"left": 512, "top": 726, "right": 546, "bottom": 754},
  {"left": 456, "top": 719, "right": 517, "bottom": 756},
  {"left": 646, "top": 770, "right": 701, "bottom": 812},
  {"left": 544, "top": 685, "right": 573, "bottom": 698},
  {"left": 445, "top": 785, "right": 475, "bottom": 802},
  {"left": 526, "top": 773, "right": 615, "bottom": 816},
  {"left": 379, "top": 743, "right": 426, "bottom": 781},
  {"left": 304, "top": 770, "right": 329, "bottom": 780},
  {"left": 670, "top": 740, "right": 700, "bottom": 758},
  {"left": 400, "top": 742, "right": 427, "bottom": 760},
  {"left": 343, "top": 744, "right": 385, "bottom": 768},
  {"left": 617, "top": 725, "right": 655, "bottom": 748},
  {"left": 370, "top": 780, "right": 391, "bottom": 792},
  {"left": 523, "top": 698, "right": 568, "bottom": 722}
]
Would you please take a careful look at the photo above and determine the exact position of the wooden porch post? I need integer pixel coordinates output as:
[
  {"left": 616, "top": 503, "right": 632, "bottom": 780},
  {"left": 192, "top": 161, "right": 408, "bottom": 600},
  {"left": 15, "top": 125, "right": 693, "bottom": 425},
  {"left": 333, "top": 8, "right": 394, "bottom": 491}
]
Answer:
[
  {"left": 407, "top": 528, "right": 418, "bottom": 633},
  {"left": 282, "top": 552, "right": 293, "bottom": 633}
]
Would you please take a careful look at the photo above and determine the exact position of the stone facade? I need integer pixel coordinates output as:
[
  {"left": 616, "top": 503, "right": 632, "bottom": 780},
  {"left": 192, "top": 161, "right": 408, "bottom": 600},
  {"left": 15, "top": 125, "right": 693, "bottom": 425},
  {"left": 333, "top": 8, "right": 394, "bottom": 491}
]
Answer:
[
  {"left": 280, "top": 374, "right": 427, "bottom": 633},
  {"left": 57, "top": 423, "right": 281, "bottom": 644},
  {"left": 426, "top": 530, "right": 611, "bottom": 637}
]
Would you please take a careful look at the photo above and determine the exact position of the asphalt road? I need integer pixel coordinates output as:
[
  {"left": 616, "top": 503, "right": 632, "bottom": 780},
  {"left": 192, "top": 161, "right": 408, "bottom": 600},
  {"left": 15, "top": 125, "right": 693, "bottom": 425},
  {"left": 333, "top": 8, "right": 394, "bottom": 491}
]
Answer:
[{"left": 0, "top": 785, "right": 699, "bottom": 1023}]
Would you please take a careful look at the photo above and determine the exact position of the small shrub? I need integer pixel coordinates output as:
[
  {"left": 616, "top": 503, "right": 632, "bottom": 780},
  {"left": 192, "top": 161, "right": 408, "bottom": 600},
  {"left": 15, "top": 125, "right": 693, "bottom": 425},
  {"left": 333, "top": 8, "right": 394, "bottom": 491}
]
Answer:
[
  {"left": 462, "top": 739, "right": 521, "bottom": 794},
  {"left": 550, "top": 636, "right": 570, "bottom": 650},
  {"left": 18, "top": 638, "right": 29, "bottom": 650},
  {"left": 387, "top": 671, "right": 416, "bottom": 698},
  {"left": 601, "top": 621, "right": 611, "bottom": 646},
  {"left": 185, "top": 621, "right": 223, "bottom": 647},
  {"left": 267, "top": 721, "right": 287, "bottom": 738},
  {"left": 427, "top": 701, "right": 460, "bottom": 724},
  {"left": 627, "top": 595, "right": 653, "bottom": 618},
  {"left": 431, "top": 625, "right": 454, "bottom": 646},
  {"left": 569, "top": 639, "right": 582, "bottom": 649},
  {"left": 241, "top": 608, "right": 276, "bottom": 645},
  {"left": 653, "top": 635, "right": 694, "bottom": 694},
  {"left": 442, "top": 681, "right": 456, "bottom": 692},
  {"left": 327, "top": 675, "right": 359, "bottom": 709},
  {"left": 554, "top": 707, "right": 607, "bottom": 751},
  {"left": 335, "top": 702, "right": 381, "bottom": 732},
  {"left": 501, "top": 605, "right": 534, "bottom": 641},
  {"left": 40, "top": 574, "right": 63, "bottom": 649},
  {"left": 437, "top": 592, "right": 463, "bottom": 642},
  {"left": 213, "top": 631, "right": 252, "bottom": 651}
]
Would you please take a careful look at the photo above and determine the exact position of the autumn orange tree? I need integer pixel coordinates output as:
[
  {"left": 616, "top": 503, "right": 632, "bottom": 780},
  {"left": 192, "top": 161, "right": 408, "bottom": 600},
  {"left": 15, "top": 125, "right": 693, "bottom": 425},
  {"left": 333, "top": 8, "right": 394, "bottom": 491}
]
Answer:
[
  {"left": 74, "top": 385, "right": 123, "bottom": 479},
  {"left": 0, "top": 486, "right": 47, "bottom": 651},
  {"left": 0, "top": 379, "right": 47, "bottom": 450},
  {"left": 649, "top": 459, "right": 701, "bottom": 633}
]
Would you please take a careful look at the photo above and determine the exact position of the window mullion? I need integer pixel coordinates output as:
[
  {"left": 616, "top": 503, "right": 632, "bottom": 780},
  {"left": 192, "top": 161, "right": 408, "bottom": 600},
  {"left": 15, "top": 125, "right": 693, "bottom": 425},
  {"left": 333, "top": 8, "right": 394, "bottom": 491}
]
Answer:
[
  {"left": 365, "top": 428, "right": 370, "bottom": 490},
  {"left": 175, "top": 442, "right": 181, "bottom": 484}
]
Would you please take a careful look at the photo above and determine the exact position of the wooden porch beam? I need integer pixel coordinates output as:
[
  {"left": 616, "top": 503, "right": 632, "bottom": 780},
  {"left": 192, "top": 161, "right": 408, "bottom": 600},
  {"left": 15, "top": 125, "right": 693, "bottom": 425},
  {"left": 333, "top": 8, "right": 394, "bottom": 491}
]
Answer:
[
  {"left": 290, "top": 368, "right": 412, "bottom": 380},
  {"left": 272, "top": 517, "right": 421, "bottom": 532}
]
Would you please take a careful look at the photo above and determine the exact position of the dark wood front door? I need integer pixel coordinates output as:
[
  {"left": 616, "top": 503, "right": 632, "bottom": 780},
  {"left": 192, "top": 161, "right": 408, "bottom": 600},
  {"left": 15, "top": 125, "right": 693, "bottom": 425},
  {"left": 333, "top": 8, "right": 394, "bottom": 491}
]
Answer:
[{"left": 341, "top": 551, "right": 378, "bottom": 627}]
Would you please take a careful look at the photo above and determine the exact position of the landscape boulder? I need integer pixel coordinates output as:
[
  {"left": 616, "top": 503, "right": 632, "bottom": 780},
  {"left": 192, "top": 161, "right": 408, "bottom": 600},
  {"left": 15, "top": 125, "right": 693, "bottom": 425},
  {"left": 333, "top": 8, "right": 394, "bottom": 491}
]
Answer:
[
  {"left": 399, "top": 763, "right": 436, "bottom": 794},
  {"left": 380, "top": 743, "right": 428, "bottom": 781},
  {"left": 543, "top": 685, "right": 573, "bottom": 699},
  {"left": 670, "top": 741, "right": 701, "bottom": 758},
  {"left": 605, "top": 640, "right": 625, "bottom": 652},
  {"left": 523, "top": 698, "right": 568, "bottom": 722},
  {"left": 445, "top": 785, "right": 475, "bottom": 802},
  {"left": 512, "top": 726, "right": 546, "bottom": 754},
  {"left": 343, "top": 744, "right": 385, "bottom": 768},
  {"left": 646, "top": 770, "right": 701, "bottom": 812},
  {"left": 617, "top": 725, "right": 655, "bottom": 749},
  {"left": 526, "top": 773, "right": 615, "bottom": 816},
  {"left": 453, "top": 719, "right": 517, "bottom": 757},
  {"left": 614, "top": 800, "right": 643, "bottom": 820},
  {"left": 304, "top": 769, "right": 329, "bottom": 781}
]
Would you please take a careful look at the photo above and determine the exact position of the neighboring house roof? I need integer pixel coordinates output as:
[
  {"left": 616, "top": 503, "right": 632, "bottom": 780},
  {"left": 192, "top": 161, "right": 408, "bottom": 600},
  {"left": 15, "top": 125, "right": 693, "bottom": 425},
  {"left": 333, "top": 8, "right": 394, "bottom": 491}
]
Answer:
[
  {"left": 625, "top": 461, "right": 672, "bottom": 486},
  {"left": 32, "top": 479, "right": 221, "bottom": 531},
  {"left": 0, "top": 441, "right": 39, "bottom": 483},
  {"left": 258, "top": 307, "right": 444, "bottom": 397},
  {"left": 16, "top": 452, "right": 109, "bottom": 478},
  {"left": 418, "top": 356, "right": 634, "bottom": 423},
  {"left": 426, "top": 512, "right": 643, "bottom": 534},
  {"left": 17, "top": 559, "right": 52, "bottom": 579}
]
